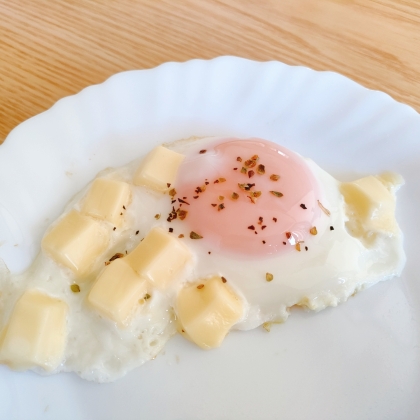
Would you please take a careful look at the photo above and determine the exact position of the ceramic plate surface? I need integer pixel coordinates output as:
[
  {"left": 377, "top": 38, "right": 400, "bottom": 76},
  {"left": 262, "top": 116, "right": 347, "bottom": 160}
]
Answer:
[{"left": 0, "top": 57, "right": 419, "bottom": 420}]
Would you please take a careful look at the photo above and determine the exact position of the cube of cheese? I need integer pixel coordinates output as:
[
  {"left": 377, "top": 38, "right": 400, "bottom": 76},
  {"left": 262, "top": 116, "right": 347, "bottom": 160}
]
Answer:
[
  {"left": 81, "top": 178, "right": 131, "bottom": 225},
  {"left": 125, "top": 227, "right": 191, "bottom": 289},
  {"left": 176, "top": 276, "right": 243, "bottom": 349},
  {"left": 42, "top": 210, "right": 110, "bottom": 277},
  {"left": 340, "top": 176, "right": 397, "bottom": 233},
  {"left": 0, "top": 290, "right": 68, "bottom": 371},
  {"left": 88, "top": 258, "right": 148, "bottom": 327},
  {"left": 133, "top": 146, "right": 184, "bottom": 193}
]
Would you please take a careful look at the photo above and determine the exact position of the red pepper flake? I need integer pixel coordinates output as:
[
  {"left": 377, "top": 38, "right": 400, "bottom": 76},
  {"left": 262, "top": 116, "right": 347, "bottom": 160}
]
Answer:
[
  {"left": 211, "top": 203, "right": 217, "bottom": 207},
  {"left": 169, "top": 228, "right": 173, "bottom": 233},
  {"left": 283, "top": 241, "right": 286, "bottom": 245},
  {"left": 205, "top": 181, "right": 209, "bottom": 185},
  {"left": 257, "top": 164, "right": 265, "bottom": 175},
  {"left": 236, "top": 157, "right": 242, "bottom": 162},
  {"left": 218, "top": 203, "right": 225, "bottom": 211},
  {"left": 241, "top": 167, "right": 247, "bottom": 174},
  {"left": 247, "top": 195, "right": 257, "bottom": 204},
  {"left": 221, "top": 276, "right": 227, "bottom": 283},
  {"left": 193, "top": 196, "right": 199, "bottom": 199},
  {"left": 233, "top": 167, "right": 238, "bottom": 171},
  {"left": 208, "top": 251, "right": 211, "bottom": 254},
  {"left": 310, "top": 227, "right": 317, "bottom": 235},
  {"left": 262, "top": 240, "right": 266, "bottom": 244},
  {"left": 258, "top": 217, "right": 263, "bottom": 225},
  {"left": 248, "top": 225, "right": 255, "bottom": 230},
  {"left": 248, "top": 170, "right": 255, "bottom": 178},
  {"left": 318, "top": 200, "right": 331, "bottom": 216},
  {"left": 136, "top": 230, "right": 139, "bottom": 235},
  {"left": 169, "top": 188, "right": 177, "bottom": 197},
  {"left": 171, "top": 200, "right": 176, "bottom": 204},
  {"left": 285, "top": 232, "right": 292, "bottom": 239},
  {"left": 330, "top": 226, "right": 335, "bottom": 231},
  {"left": 197, "top": 284, "right": 205, "bottom": 289},
  {"left": 178, "top": 234, "right": 184, "bottom": 238},
  {"left": 167, "top": 183, "right": 171, "bottom": 188},
  {"left": 214, "top": 179, "right": 219, "bottom": 184},
  {"left": 218, "top": 196, "right": 224, "bottom": 201},
  {"left": 261, "top": 225, "right": 266, "bottom": 230},
  {"left": 199, "top": 149, "right": 207, "bottom": 154},
  {"left": 177, "top": 209, "right": 188, "bottom": 220},
  {"left": 270, "top": 191, "right": 283, "bottom": 197},
  {"left": 305, "top": 246, "right": 308, "bottom": 251},
  {"left": 273, "top": 217, "right": 277, "bottom": 222},
  {"left": 254, "top": 231, "right": 258, "bottom": 235},
  {"left": 190, "top": 231, "right": 203, "bottom": 239},
  {"left": 231, "top": 192, "right": 239, "bottom": 200},
  {"left": 178, "top": 198, "right": 190, "bottom": 205},
  {"left": 244, "top": 159, "right": 257, "bottom": 168},
  {"left": 270, "top": 174, "right": 280, "bottom": 181},
  {"left": 300, "top": 204, "right": 307, "bottom": 209},
  {"left": 113, "top": 227, "right": 116, "bottom": 231},
  {"left": 218, "top": 177, "right": 226, "bottom": 183},
  {"left": 238, "top": 183, "right": 255, "bottom": 191}
]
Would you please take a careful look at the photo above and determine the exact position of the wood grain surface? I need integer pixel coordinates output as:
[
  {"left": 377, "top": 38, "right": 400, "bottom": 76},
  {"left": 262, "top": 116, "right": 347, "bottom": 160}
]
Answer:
[{"left": 1, "top": 0, "right": 420, "bottom": 143}]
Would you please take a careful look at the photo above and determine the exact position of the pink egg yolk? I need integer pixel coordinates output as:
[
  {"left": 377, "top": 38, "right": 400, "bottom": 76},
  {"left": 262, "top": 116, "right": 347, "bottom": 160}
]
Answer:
[{"left": 175, "top": 138, "right": 322, "bottom": 257}]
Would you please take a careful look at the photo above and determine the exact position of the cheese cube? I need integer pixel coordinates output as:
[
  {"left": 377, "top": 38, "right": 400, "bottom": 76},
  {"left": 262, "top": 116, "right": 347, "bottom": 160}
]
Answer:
[
  {"left": 340, "top": 176, "right": 397, "bottom": 233},
  {"left": 0, "top": 290, "right": 68, "bottom": 371},
  {"left": 133, "top": 146, "right": 184, "bottom": 193},
  {"left": 125, "top": 227, "right": 191, "bottom": 289},
  {"left": 42, "top": 210, "right": 110, "bottom": 277},
  {"left": 176, "top": 276, "right": 243, "bottom": 349},
  {"left": 88, "top": 258, "right": 148, "bottom": 327},
  {"left": 81, "top": 178, "right": 131, "bottom": 225}
]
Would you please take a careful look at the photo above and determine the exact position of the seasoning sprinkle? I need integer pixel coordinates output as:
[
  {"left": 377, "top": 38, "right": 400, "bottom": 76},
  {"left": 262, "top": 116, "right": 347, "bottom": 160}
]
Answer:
[
  {"left": 155, "top": 214, "right": 161, "bottom": 220},
  {"left": 270, "top": 174, "right": 280, "bottom": 181},
  {"left": 105, "top": 261, "right": 110, "bottom": 266},
  {"left": 233, "top": 168, "right": 238, "bottom": 170},
  {"left": 295, "top": 243, "right": 301, "bottom": 252},
  {"left": 300, "top": 203, "right": 307, "bottom": 209},
  {"left": 330, "top": 226, "right": 335, "bottom": 231},
  {"left": 211, "top": 203, "right": 217, "bottom": 207},
  {"left": 266, "top": 273, "right": 274, "bottom": 282},
  {"left": 261, "top": 225, "right": 266, "bottom": 230},
  {"left": 244, "top": 159, "right": 257, "bottom": 168},
  {"left": 205, "top": 181, "right": 209, "bottom": 185},
  {"left": 177, "top": 209, "right": 188, "bottom": 220},
  {"left": 214, "top": 179, "right": 220, "bottom": 184},
  {"left": 241, "top": 167, "right": 247, "bottom": 174},
  {"left": 286, "top": 232, "right": 292, "bottom": 239},
  {"left": 123, "top": 205, "right": 126, "bottom": 210},
  {"left": 310, "top": 226, "right": 318, "bottom": 235},
  {"left": 208, "top": 251, "right": 211, "bottom": 254},
  {"left": 283, "top": 241, "right": 286, "bottom": 245},
  {"left": 167, "top": 183, "right": 171, "bottom": 188},
  {"left": 193, "top": 196, "right": 199, "bottom": 199},
  {"left": 237, "top": 157, "right": 242, "bottom": 162},
  {"left": 169, "top": 188, "right": 177, "bottom": 197},
  {"left": 218, "top": 203, "right": 225, "bottom": 211},
  {"left": 221, "top": 276, "right": 227, "bottom": 283},
  {"left": 109, "top": 253, "right": 124, "bottom": 262},
  {"left": 231, "top": 192, "right": 239, "bottom": 200},
  {"left": 70, "top": 284, "right": 80, "bottom": 293},
  {"left": 270, "top": 191, "right": 283, "bottom": 197},
  {"left": 305, "top": 246, "right": 308, "bottom": 251},
  {"left": 136, "top": 230, "right": 139, "bottom": 235},
  {"left": 199, "top": 149, "right": 207, "bottom": 154},
  {"left": 273, "top": 217, "right": 277, "bottom": 222},
  {"left": 144, "top": 293, "right": 151, "bottom": 300},
  {"left": 262, "top": 240, "right": 266, "bottom": 244},
  {"left": 178, "top": 198, "right": 190, "bottom": 205},
  {"left": 178, "top": 234, "right": 184, "bottom": 238},
  {"left": 190, "top": 231, "right": 203, "bottom": 239},
  {"left": 248, "top": 170, "right": 255, "bottom": 178},
  {"left": 218, "top": 196, "right": 224, "bottom": 201},
  {"left": 113, "top": 227, "right": 116, "bottom": 231},
  {"left": 247, "top": 195, "right": 257, "bottom": 204},
  {"left": 258, "top": 217, "right": 263, "bottom": 224},
  {"left": 197, "top": 284, "right": 205, "bottom": 289},
  {"left": 120, "top": 212, "right": 123, "bottom": 215},
  {"left": 248, "top": 225, "right": 255, "bottom": 230},
  {"left": 318, "top": 200, "right": 331, "bottom": 216},
  {"left": 238, "top": 183, "right": 255, "bottom": 191},
  {"left": 257, "top": 164, "right": 265, "bottom": 175},
  {"left": 169, "top": 228, "right": 173, "bottom": 233},
  {"left": 218, "top": 177, "right": 226, "bottom": 183}
]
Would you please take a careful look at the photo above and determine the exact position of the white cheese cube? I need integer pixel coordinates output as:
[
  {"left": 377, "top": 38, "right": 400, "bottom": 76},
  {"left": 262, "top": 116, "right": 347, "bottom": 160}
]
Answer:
[
  {"left": 88, "top": 258, "right": 148, "bottom": 327},
  {"left": 125, "top": 227, "right": 191, "bottom": 289},
  {"left": 42, "top": 210, "right": 110, "bottom": 277},
  {"left": 133, "top": 146, "right": 184, "bottom": 193},
  {"left": 176, "top": 276, "right": 243, "bottom": 349},
  {"left": 0, "top": 290, "right": 68, "bottom": 371},
  {"left": 340, "top": 176, "right": 397, "bottom": 233},
  {"left": 81, "top": 178, "right": 131, "bottom": 225}
]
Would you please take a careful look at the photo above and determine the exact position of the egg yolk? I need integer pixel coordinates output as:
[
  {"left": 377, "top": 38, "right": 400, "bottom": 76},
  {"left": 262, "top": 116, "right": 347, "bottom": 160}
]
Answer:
[{"left": 175, "top": 138, "right": 322, "bottom": 257}]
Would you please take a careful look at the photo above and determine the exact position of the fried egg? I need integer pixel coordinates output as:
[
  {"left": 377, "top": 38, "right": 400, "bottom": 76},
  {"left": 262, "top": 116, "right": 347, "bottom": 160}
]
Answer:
[{"left": 0, "top": 137, "right": 405, "bottom": 382}]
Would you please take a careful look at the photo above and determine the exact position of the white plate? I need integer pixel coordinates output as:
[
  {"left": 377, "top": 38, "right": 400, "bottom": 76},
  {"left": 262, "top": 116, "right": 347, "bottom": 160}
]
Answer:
[{"left": 1, "top": 56, "right": 419, "bottom": 420}]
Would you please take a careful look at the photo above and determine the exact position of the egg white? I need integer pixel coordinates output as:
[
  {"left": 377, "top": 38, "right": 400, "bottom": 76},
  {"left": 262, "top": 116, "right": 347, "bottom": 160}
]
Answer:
[{"left": 0, "top": 137, "right": 405, "bottom": 382}]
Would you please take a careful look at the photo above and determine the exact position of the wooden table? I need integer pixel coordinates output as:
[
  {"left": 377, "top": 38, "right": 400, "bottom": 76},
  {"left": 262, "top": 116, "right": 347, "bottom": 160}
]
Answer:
[{"left": 1, "top": 0, "right": 419, "bottom": 143}]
